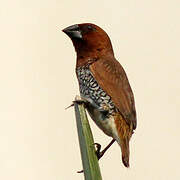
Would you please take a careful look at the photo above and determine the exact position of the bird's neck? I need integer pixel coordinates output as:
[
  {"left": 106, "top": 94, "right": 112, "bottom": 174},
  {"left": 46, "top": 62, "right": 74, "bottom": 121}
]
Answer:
[{"left": 75, "top": 48, "right": 114, "bottom": 67}]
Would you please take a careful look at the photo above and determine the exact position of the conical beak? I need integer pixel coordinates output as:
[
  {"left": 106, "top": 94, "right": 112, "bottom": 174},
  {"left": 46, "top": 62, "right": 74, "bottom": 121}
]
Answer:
[{"left": 62, "top": 24, "right": 82, "bottom": 39}]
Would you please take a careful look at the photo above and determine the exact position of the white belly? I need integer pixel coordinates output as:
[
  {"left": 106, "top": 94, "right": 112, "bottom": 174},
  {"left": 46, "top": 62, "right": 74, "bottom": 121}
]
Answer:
[{"left": 86, "top": 105, "right": 119, "bottom": 139}]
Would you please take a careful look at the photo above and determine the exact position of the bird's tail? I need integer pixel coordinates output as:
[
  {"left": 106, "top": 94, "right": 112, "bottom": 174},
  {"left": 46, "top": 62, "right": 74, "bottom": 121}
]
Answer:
[
  {"left": 114, "top": 114, "right": 133, "bottom": 167},
  {"left": 120, "top": 137, "right": 130, "bottom": 167}
]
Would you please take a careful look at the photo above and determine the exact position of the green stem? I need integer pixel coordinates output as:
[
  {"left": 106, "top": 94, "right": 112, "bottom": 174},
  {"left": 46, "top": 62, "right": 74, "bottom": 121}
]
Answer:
[{"left": 74, "top": 102, "right": 102, "bottom": 180}]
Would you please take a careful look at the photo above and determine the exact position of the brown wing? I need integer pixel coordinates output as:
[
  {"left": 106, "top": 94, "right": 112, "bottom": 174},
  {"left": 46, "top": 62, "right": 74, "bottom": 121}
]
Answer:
[{"left": 90, "top": 57, "right": 137, "bottom": 129}]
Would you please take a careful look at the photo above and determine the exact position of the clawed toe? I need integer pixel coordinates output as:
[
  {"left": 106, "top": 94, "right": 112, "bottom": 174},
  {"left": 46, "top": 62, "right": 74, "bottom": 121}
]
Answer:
[
  {"left": 93, "top": 143, "right": 103, "bottom": 159},
  {"left": 77, "top": 170, "right": 84, "bottom": 173},
  {"left": 65, "top": 103, "right": 74, "bottom": 109},
  {"left": 65, "top": 95, "right": 88, "bottom": 110},
  {"left": 95, "top": 139, "right": 116, "bottom": 160}
]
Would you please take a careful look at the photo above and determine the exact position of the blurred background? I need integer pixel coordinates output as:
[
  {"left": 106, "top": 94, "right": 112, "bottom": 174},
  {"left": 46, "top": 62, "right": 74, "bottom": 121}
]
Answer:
[{"left": 0, "top": 0, "right": 180, "bottom": 179}]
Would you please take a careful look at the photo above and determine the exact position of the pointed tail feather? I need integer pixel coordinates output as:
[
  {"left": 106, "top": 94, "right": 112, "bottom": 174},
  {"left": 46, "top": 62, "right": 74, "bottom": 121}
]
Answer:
[
  {"left": 120, "top": 138, "right": 130, "bottom": 167},
  {"left": 114, "top": 113, "right": 133, "bottom": 167}
]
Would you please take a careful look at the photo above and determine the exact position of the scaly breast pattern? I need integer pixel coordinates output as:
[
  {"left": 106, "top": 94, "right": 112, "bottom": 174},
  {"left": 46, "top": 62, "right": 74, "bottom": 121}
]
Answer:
[{"left": 76, "top": 66, "right": 116, "bottom": 114}]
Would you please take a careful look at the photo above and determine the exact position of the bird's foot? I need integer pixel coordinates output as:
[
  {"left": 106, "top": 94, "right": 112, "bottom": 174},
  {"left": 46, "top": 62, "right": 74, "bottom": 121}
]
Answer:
[
  {"left": 74, "top": 95, "right": 87, "bottom": 104},
  {"left": 77, "top": 143, "right": 102, "bottom": 174},
  {"left": 77, "top": 139, "right": 115, "bottom": 173},
  {"left": 65, "top": 103, "right": 74, "bottom": 110},
  {"left": 65, "top": 95, "right": 87, "bottom": 110},
  {"left": 77, "top": 170, "right": 84, "bottom": 173},
  {"left": 94, "top": 139, "right": 116, "bottom": 160},
  {"left": 94, "top": 143, "right": 103, "bottom": 160}
]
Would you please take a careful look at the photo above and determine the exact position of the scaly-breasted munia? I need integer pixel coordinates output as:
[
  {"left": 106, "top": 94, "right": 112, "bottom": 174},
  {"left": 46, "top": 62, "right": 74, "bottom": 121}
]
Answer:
[{"left": 62, "top": 23, "right": 137, "bottom": 167}]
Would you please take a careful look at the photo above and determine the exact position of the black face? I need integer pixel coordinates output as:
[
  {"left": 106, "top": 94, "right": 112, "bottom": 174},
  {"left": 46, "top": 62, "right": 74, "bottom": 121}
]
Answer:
[{"left": 62, "top": 24, "right": 96, "bottom": 40}]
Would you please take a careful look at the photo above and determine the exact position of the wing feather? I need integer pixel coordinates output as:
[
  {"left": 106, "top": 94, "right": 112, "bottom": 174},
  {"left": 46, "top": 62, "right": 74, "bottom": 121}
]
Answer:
[{"left": 90, "top": 57, "right": 137, "bottom": 129}]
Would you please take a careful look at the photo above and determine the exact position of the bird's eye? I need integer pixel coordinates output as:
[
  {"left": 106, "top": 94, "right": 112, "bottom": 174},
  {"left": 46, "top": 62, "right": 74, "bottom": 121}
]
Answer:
[
  {"left": 87, "top": 25, "right": 93, "bottom": 30},
  {"left": 87, "top": 25, "right": 96, "bottom": 31}
]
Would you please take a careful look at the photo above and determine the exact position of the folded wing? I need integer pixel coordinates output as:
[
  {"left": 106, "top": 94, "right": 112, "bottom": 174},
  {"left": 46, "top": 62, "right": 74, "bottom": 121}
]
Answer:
[{"left": 90, "top": 57, "right": 137, "bottom": 129}]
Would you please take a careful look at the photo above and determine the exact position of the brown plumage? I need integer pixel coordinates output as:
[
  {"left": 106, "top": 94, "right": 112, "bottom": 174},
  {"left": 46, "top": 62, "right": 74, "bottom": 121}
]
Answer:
[{"left": 63, "top": 23, "right": 137, "bottom": 167}]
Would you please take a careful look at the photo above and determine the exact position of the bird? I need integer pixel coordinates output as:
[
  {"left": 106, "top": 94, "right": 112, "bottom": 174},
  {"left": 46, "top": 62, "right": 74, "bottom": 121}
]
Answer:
[{"left": 62, "top": 23, "right": 137, "bottom": 167}]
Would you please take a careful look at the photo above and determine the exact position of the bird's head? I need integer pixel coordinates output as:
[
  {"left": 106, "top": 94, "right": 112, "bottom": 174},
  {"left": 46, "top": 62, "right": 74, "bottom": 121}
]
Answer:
[{"left": 62, "top": 23, "right": 114, "bottom": 59}]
